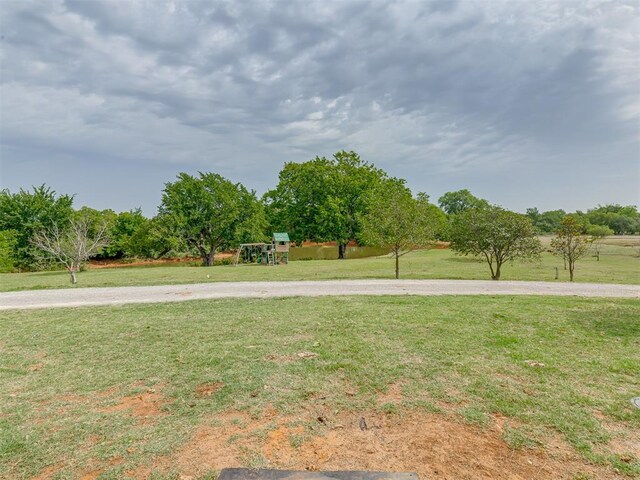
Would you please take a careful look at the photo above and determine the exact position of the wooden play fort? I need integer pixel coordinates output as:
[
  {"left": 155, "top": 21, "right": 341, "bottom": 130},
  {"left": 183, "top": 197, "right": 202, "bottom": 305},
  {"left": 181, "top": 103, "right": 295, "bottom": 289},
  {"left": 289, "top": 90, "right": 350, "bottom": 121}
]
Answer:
[{"left": 234, "top": 232, "right": 290, "bottom": 266}]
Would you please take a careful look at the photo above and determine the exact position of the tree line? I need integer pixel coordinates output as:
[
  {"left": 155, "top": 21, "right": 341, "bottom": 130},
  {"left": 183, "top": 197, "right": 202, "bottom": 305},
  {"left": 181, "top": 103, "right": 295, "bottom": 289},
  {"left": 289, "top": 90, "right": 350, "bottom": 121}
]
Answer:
[{"left": 1, "top": 150, "right": 638, "bottom": 282}]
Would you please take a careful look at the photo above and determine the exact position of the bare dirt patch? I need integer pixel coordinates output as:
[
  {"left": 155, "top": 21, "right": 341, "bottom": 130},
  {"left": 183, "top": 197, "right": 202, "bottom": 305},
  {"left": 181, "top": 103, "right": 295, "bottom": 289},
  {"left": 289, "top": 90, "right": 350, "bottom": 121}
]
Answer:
[
  {"left": 593, "top": 414, "right": 640, "bottom": 460},
  {"left": 134, "top": 408, "right": 621, "bottom": 479},
  {"left": 99, "top": 390, "right": 165, "bottom": 423},
  {"left": 195, "top": 382, "right": 224, "bottom": 398},
  {"left": 31, "top": 463, "right": 64, "bottom": 480},
  {"left": 376, "top": 381, "right": 405, "bottom": 405},
  {"left": 33, "top": 387, "right": 166, "bottom": 478},
  {"left": 265, "top": 353, "right": 296, "bottom": 363},
  {"left": 79, "top": 457, "right": 124, "bottom": 480}
]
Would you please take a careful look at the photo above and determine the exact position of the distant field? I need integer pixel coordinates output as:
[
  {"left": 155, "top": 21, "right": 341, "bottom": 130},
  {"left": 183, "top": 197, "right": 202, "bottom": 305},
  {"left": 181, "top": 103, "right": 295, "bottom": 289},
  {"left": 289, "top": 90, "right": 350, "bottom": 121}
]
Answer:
[
  {"left": 289, "top": 244, "right": 388, "bottom": 260},
  {"left": 538, "top": 235, "right": 640, "bottom": 248},
  {"left": 1, "top": 240, "right": 638, "bottom": 291},
  {"left": 1, "top": 296, "right": 638, "bottom": 479}
]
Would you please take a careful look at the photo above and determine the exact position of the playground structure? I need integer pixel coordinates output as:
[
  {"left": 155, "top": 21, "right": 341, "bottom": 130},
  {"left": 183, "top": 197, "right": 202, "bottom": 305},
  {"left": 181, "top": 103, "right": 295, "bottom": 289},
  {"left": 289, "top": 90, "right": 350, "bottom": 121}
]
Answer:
[{"left": 234, "top": 232, "right": 290, "bottom": 266}]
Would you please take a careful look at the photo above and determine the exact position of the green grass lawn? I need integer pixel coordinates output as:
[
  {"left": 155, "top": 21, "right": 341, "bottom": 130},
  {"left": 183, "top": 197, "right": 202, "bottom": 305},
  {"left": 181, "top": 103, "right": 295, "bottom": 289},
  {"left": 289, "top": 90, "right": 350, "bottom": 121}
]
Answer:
[
  {"left": 1, "top": 243, "right": 639, "bottom": 292},
  {"left": 1, "top": 296, "right": 638, "bottom": 478}
]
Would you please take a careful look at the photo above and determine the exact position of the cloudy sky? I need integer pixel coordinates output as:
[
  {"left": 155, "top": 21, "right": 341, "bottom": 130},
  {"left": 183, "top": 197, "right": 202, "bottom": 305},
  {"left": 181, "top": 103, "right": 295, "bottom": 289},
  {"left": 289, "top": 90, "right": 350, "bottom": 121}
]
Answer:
[{"left": 1, "top": 0, "right": 638, "bottom": 215}]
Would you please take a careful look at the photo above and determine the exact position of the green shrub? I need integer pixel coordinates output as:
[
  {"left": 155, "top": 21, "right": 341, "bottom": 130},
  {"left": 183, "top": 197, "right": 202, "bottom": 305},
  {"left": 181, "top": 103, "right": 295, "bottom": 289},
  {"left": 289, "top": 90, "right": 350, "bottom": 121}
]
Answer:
[
  {"left": 0, "top": 230, "right": 17, "bottom": 273},
  {"left": 214, "top": 256, "right": 235, "bottom": 266}
]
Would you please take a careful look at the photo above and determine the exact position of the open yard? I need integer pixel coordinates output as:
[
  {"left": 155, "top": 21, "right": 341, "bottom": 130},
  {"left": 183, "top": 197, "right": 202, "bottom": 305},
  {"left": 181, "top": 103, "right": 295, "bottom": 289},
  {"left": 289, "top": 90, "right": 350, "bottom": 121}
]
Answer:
[
  {"left": 1, "top": 295, "right": 638, "bottom": 479},
  {"left": 1, "top": 241, "right": 639, "bottom": 292}
]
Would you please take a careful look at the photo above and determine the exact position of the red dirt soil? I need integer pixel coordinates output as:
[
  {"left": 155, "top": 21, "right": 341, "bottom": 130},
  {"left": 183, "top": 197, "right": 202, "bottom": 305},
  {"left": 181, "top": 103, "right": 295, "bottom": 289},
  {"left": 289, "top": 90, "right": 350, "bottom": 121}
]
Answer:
[
  {"left": 32, "top": 385, "right": 630, "bottom": 480},
  {"left": 131, "top": 408, "right": 621, "bottom": 480},
  {"left": 195, "top": 382, "right": 225, "bottom": 398},
  {"left": 98, "top": 390, "right": 165, "bottom": 424}
]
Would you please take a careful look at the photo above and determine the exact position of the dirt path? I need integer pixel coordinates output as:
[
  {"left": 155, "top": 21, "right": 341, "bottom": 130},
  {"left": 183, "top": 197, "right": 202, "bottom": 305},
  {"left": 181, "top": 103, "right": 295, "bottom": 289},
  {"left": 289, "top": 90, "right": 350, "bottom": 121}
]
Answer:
[{"left": 1, "top": 279, "right": 638, "bottom": 310}]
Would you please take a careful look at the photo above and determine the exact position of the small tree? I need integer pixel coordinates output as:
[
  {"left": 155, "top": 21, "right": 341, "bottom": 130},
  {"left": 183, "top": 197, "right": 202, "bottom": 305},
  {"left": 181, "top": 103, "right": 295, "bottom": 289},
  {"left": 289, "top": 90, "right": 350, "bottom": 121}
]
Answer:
[
  {"left": 449, "top": 206, "right": 541, "bottom": 280},
  {"left": 32, "top": 216, "right": 109, "bottom": 284},
  {"left": 550, "top": 216, "right": 591, "bottom": 281},
  {"left": 586, "top": 224, "right": 613, "bottom": 261},
  {"left": 360, "top": 179, "right": 438, "bottom": 279}
]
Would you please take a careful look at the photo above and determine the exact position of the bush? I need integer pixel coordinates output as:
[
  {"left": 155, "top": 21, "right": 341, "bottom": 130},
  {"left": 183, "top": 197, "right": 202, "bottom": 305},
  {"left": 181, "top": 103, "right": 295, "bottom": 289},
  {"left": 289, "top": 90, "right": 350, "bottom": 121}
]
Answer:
[
  {"left": 214, "top": 256, "right": 235, "bottom": 266},
  {"left": 0, "top": 230, "right": 18, "bottom": 273}
]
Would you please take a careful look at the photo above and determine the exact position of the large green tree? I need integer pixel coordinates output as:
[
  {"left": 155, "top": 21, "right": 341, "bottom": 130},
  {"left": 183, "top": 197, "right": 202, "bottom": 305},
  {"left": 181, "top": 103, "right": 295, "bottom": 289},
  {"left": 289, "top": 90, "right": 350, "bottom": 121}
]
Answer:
[
  {"left": 159, "top": 172, "right": 266, "bottom": 266},
  {"left": 72, "top": 207, "right": 117, "bottom": 258},
  {"left": 585, "top": 204, "right": 639, "bottom": 235},
  {"left": 438, "top": 189, "right": 489, "bottom": 216},
  {"left": 449, "top": 206, "right": 541, "bottom": 280},
  {"left": 360, "top": 179, "right": 440, "bottom": 279},
  {"left": 264, "top": 150, "right": 386, "bottom": 258},
  {"left": 103, "top": 208, "right": 149, "bottom": 258},
  {"left": 0, "top": 185, "right": 74, "bottom": 270},
  {"left": 525, "top": 208, "right": 567, "bottom": 234},
  {"left": 126, "top": 215, "right": 179, "bottom": 259},
  {"left": 263, "top": 157, "right": 331, "bottom": 245},
  {"left": 0, "top": 230, "right": 18, "bottom": 273}
]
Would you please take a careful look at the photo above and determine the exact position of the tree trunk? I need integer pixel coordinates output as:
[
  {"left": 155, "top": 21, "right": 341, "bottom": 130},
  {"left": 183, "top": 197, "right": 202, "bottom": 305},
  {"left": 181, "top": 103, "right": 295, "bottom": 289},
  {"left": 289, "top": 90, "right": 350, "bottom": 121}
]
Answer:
[
  {"left": 569, "top": 261, "right": 574, "bottom": 282},
  {"left": 395, "top": 248, "right": 400, "bottom": 279},
  {"left": 492, "top": 262, "right": 501, "bottom": 280},
  {"left": 204, "top": 251, "right": 215, "bottom": 266},
  {"left": 338, "top": 243, "right": 346, "bottom": 259},
  {"left": 70, "top": 270, "right": 77, "bottom": 285},
  {"left": 486, "top": 256, "right": 496, "bottom": 280}
]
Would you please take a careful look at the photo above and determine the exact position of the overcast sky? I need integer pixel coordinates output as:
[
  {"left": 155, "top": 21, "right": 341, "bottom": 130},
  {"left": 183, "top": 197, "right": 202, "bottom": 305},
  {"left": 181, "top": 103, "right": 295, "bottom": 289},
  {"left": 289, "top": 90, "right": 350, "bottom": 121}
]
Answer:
[{"left": 1, "top": 0, "right": 638, "bottom": 216}]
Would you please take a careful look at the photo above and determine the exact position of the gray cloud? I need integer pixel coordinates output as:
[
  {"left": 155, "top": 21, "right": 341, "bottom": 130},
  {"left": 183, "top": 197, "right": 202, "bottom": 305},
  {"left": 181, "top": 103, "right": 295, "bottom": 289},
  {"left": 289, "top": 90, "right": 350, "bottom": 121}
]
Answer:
[{"left": 1, "top": 0, "right": 638, "bottom": 215}]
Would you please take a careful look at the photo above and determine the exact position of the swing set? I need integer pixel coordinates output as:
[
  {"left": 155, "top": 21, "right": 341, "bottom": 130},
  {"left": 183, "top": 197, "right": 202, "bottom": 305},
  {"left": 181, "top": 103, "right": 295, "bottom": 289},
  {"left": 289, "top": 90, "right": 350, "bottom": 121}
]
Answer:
[{"left": 233, "top": 232, "right": 290, "bottom": 266}]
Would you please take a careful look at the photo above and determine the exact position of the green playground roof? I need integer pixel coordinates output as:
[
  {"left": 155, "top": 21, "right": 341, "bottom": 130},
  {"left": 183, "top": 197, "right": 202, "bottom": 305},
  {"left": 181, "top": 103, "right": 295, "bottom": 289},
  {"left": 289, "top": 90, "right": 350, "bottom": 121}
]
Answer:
[{"left": 272, "top": 232, "right": 290, "bottom": 242}]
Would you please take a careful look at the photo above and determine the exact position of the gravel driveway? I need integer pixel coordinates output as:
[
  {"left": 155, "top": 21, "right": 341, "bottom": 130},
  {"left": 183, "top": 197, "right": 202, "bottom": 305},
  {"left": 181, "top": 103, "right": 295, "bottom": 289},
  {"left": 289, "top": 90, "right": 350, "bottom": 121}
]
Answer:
[{"left": 1, "top": 280, "right": 638, "bottom": 310}]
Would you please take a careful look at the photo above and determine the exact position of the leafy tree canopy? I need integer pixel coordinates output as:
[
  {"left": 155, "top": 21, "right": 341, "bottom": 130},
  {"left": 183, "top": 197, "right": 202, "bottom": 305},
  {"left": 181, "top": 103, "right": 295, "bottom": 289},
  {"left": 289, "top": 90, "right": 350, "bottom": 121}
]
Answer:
[
  {"left": 550, "top": 215, "right": 592, "bottom": 281},
  {"left": 159, "top": 172, "right": 266, "bottom": 266},
  {"left": 264, "top": 150, "right": 387, "bottom": 257},
  {"left": 525, "top": 208, "right": 567, "bottom": 234},
  {"left": 0, "top": 185, "right": 74, "bottom": 270},
  {"left": 586, "top": 224, "right": 614, "bottom": 238},
  {"left": 360, "top": 178, "right": 441, "bottom": 278},
  {"left": 0, "top": 230, "right": 18, "bottom": 273},
  {"left": 585, "top": 204, "right": 639, "bottom": 235},
  {"left": 100, "top": 208, "right": 150, "bottom": 258},
  {"left": 527, "top": 204, "right": 640, "bottom": 235},
  {"left": 438, "top": 189, "right": 489, "bottom": 216},
  {"left": 449, "top": 205, "right": 541, "bottom": 280},
  {"left": 126, "top": 216, "right": 179, "bottom": 259}
]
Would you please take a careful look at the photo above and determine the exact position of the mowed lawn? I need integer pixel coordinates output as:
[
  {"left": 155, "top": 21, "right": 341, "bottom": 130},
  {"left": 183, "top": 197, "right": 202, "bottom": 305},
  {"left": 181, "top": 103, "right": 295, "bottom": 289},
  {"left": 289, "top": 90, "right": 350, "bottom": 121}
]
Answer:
[
  {"left": 2, "top": 242, "right": 639, "bottom": 292},
  {"left": 1, "top": 296, "right": 638, "bottom": 478}
]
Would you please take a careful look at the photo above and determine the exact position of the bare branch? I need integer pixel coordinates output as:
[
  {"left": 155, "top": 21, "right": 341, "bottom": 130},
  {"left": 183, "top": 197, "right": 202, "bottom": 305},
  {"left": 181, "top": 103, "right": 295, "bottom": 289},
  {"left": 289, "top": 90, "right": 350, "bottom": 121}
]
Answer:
[{"left": 31, "top": 216, "right": 110, "bottom": 283}]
